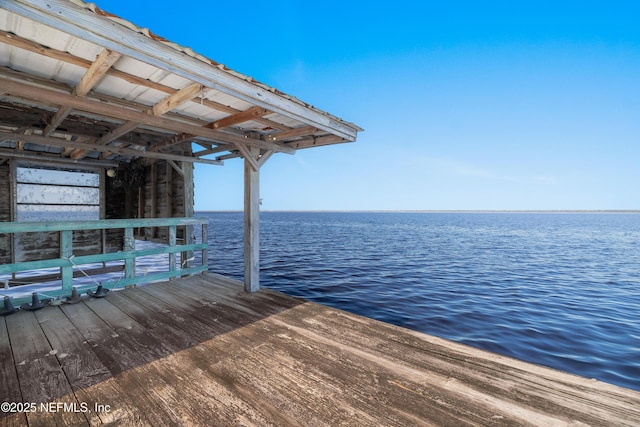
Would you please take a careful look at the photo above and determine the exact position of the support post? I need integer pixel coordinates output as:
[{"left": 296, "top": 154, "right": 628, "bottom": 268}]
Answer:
[
  {"left": 169, "top": 225, "right": 176, "bottom": 272},
  {"left": 201, "top": 222, "right": 208, "bottom": 275},
  {"left": 124, "top": 227, "right": 135, "bottom": 281},
  {"left": 244, "top": 146, "right": 260, "bottom": 292},
  {"left": 182, "top": 161, "right": 195, "bottom": 271},
  {"left": 60, "top": 230, "right": 73, "bottom": 290}
]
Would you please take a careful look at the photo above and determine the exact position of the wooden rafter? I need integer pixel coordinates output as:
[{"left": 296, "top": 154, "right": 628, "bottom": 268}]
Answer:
[
  {"left": 0, "top": 131, "right": 222, "bottom": 165},
  {"left": 285, "top": 134, "right": 347, "bottom": 149},
  {"left": 211, "top": 106, "right": 270, "bottom": 130},
  {"left": 218, "top": 134, "right": 348, "bottom": 163},
  {"left": 0, "top": 78, "right": 295, "bottom": 154},
  {"left": 149, "top": 132, "right": 205, "bottom": 153},
  {"left": 150, "top": 105, "right": 270, "bottom": 159},
  {"left": 193, "top": 145, "right": 228, "bottom": 157},
  {"left": 0, "top": 30, "right": 291, "bottom": 131},
  {"left": 71, "top": 82, "right": 204, "bottom": 159},
  {"left": 265, "top": 125, "right": 318, "bottom": 143},
  {"left": 44, "top": 48, "right": 121, "bottom": 136},
  {"left": 151, "top": 83, "right": 204, "bottom": 117}
]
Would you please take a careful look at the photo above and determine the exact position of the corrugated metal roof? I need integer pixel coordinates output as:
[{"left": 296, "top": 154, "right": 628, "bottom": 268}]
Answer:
[{"left": 0, "top": 0, "right": 361, "bottom": 167}]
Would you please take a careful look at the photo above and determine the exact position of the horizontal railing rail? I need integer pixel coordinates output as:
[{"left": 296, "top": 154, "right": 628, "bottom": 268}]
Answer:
[{"left": 0, "top": 217, "right": 208, "bottom": 306}]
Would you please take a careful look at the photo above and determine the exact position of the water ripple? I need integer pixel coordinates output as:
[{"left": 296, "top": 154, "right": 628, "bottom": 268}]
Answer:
[{"left": 201, "top": 211, "right": 640, "bottom": 391}]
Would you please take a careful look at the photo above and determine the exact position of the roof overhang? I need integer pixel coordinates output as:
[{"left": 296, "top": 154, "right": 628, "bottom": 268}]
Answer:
[{"left": 0, "top": 0, "right": 362, "bottom": 167}]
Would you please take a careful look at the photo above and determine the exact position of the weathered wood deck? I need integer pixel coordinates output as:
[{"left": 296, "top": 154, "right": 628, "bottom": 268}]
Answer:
[{"left": 1, "top": 273, "right": 638, "bottom": 426}]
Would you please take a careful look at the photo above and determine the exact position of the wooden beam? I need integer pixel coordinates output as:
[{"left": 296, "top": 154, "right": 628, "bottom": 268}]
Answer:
[
  {"left": 211, "top": 106, "right": 270, "bottom": 130},
  {"left": 244, "top": 145, "right": 260, "bottom": 292},
  {"left": 70, "top": 82, "right": 205, "bottom": 160},
  {"left": 182, "top": 160, "right": 195, "bottom": 269},
  {"left": 61, "top": 146, "right": 75, "bottom": 157},
  {"left": 166, "top": 161, "right": 173, "bottom": 218},
  {"left": 285, "top": 134, "right": 348, "bottom": 150},
  {"left": 0, "top": 29, "right": 291, "bottom": 131},
  {"left": 257, "top": 150, "right": 274, "bottom": 168},
  {"left": 152, "top": 82, "right": 203, "bottom": 117},
  {"left": 0, "top": 78, "right": 294, "bottom": 154},
  {"left": 167, "top": 160, "right": 185, "bottom": 177},
  {"left": 0, "top": 147, "right": 118, "bottom": 167},
  {"left": 265, "top": 126, "right": 317, "bottom": 142},
  {"left": 235, "top": 142, "right": 259, "bottom": 172},
  {"left": 148, "top": 132, "right": 207, "bottom": 153},
  {"left": 192, "top": 145, "right": 230, "bottom": 158},
  {"left": 75, "top": 49, "right": 122, "bottom": 97},
  {"left": 0, "top": 131, "right": 223, "bottom": 165},
  {"left": 95, "top": 121, "right": 140, "bottom": 146},
  {"left": 44, "top": 48, "right": 121, "bottom": 136},
  {"left": 216, "top": 151, "right": 274, "bottom": 167},
  {"left": 150, "top": 104, "right": 269, "bottom": 155},
  {"left": 214, "top": 151, "right": 241, "bottom": 161},
  {"left": 0, "top": 30, "right": 187, "bottom": 106},
  {"left": 150, "top": 163, "right": 157, "bottom": 233}
]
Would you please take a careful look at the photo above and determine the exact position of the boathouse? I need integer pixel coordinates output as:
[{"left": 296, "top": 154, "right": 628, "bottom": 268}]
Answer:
[
  {"left": 2, "top": 2, "right": 640, "bottom": 426},
  {"left": 0, "top": 0, "right": 361, "bottom": 302}
]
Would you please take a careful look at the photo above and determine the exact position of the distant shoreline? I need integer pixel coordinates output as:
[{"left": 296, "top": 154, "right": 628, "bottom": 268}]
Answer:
[{"left": 196, "top": 209, "right": 640, "bottom": 214}]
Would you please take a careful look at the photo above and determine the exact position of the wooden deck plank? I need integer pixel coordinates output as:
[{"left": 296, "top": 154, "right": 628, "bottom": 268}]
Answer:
[
  {"left": 280, "top": 303, "right": 640, "bottom": 424},
  {"left": 33, "top": 307, "right": 148, "bottom": 425},
  {"left": 259, "top": 303, "right": 626, "bottom": 426},
  {"left": 177, "top": 301, "right": 510, "bottom": 426},
  {"left": 59, "top": 301, "right": 191, "bottom": 426},
  {"left": 60, "top": 301, "right": 158, "bottom": 375},
  {"left": 3, "top": 273, "right": 639, "bottom": 426},
  {"left": 124, "top": 280, "right": 415, "bottom": 424},
  {"left": 5, "top": 310, "right": 88, "bottom": 426},
  {"left": 91, "top": 288, "right": 294, "bottom": 425},
  {"left": 0, "top": 317, "right": 28, "bottom": 427},
  {"left": 77, "top": 291, "right": 266, "bottom": 425},
  {"left": 115, "top": 285, "right": 223, "bottom": 343},
  {"left": 183, "top": 317, "right": 437, "bottom": 425},
  {"left": 136, "top": 279, "right": 274, "bottom": 335},
  {"left": 83, "top": 296, "right": 189, "bottom": 356},
  {"left": 171, "top": 273, "right": 304, "bottom": 315}
]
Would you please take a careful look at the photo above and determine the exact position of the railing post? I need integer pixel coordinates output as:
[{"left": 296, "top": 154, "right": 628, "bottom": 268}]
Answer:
[
  {"left": 124, "top": 227, "right": 135, "bottom": 281},
  {"left": 201, "top": 222, "right": 208, "bottom": 274},
  {"left": 60, "top": 230, "right": 73, "bottom": 290},
  {"left": 169, "top": 225, "right": 176, "bottom": 272},
  {"left": 1, "top": 218, "right": 208, "bottom": 304}
]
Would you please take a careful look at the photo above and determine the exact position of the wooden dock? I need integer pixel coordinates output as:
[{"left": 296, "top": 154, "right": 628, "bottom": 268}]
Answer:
[{"left": 1, "top": 274, "right": 639, "bottom": 426}]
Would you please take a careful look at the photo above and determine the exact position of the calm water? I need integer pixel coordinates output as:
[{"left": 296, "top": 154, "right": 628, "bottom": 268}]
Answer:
[{"left": 199, "top": 211, "right": 640, "bottom": 391}]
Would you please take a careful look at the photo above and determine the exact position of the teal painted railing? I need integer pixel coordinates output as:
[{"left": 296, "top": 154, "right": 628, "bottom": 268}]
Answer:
[{"left": 0, "top": 217, "right": 208, "bottom": 305}]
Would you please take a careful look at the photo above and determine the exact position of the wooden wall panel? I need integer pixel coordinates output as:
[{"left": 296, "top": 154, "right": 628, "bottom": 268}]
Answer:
[
  {"left": 14, "top": 231, "right": 59, "bottom": 262},
  {"left": 3, "top": 146, "right": 193, "bottom": 264},
  {"left": 0, "top": 162, "right": 12, "bottom": 264}
]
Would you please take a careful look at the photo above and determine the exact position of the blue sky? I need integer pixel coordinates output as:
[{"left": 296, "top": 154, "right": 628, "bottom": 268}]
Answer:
[{"left": 95, "top": 1, "right": 640, "bottom": 210}]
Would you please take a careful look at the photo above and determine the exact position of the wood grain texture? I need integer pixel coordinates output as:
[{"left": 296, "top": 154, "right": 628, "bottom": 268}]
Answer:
[
  {"left": 33, "top": 307, "right": 145, "bottom": 425},
  {"left": 1, "top": 273, "right": 639, "bottom": 426},
  {"left": 5, "top": 311, "right": 87, "bottom": 426},
  {"left": 0, "top": 317, "right": 27, "bottom": 427},
  {"left": 0, "top": 79, "right": 292, "bottom": 155}
]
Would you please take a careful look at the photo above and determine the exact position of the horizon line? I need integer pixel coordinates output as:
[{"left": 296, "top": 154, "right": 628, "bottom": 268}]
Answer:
[{"left": 195, "top": 209, "right": 640, "bottom": 214}]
